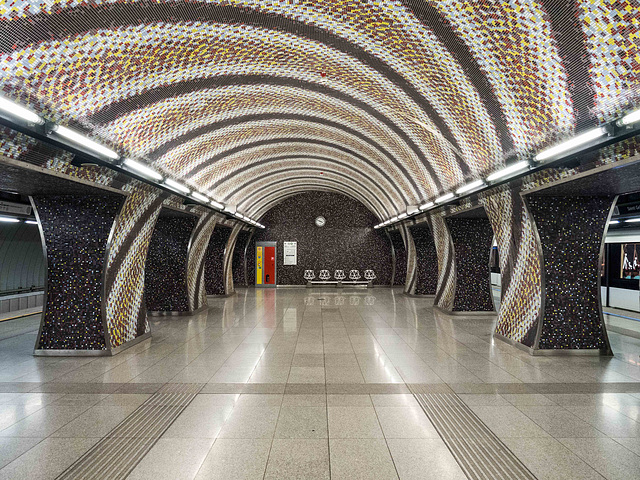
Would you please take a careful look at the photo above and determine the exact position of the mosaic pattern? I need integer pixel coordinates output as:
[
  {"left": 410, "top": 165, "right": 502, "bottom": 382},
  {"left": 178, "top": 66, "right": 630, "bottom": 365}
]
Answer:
[
  {"left": 32, "top": 195, "right": 124, "bottom": 351},
  {"left": 186, "top": 212, "right": 217, "bottom": 310},
  {"left": 428, "top": 213, "right": 455, "bottom": 311},
  {"left": 144, "top": 214, "right": 197, "bottom": 312},
  {"left": 445, "top": 217, "right": 494, "bottom": 312},
  {"left": 409, "top": 224, "right": 438, "bottom": 296},
  {"left": 527, "top": 196, "right": 613, "bottom": 350},
  {"left": 246, "top": 192, "right": 392, "bottom": 285},
  {"left": 204, "top": 224, "right": 232, "bottom": 295},
  {"left": 398, "top": 223, "right": 416, "bottom": 294},
  {"left": 482, "top": 189, "right": 542, "bottom": 346},
  {"left": 232, "top": 229, "right": 252, "bottom": 287},
  {"left": 223, "top": 224, "right": 243, "bottom": 294},
  {"left": 389, "top": 230, "right": 407, "bottom": 287},
  {"left": 104, "top": 182, "right": 164, "bottom": 348}
]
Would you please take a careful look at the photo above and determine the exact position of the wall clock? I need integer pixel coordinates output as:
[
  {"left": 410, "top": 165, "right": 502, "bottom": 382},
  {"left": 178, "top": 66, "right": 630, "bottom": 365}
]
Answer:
[{"left": 315, "top": 216, "right": 326, "bottom": 227}]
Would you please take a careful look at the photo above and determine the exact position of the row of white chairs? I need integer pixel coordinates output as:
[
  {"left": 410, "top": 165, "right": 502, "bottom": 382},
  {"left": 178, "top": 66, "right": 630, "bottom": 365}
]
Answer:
[{"left": 304, "top": 270, "right": 376, "bottom": 281}]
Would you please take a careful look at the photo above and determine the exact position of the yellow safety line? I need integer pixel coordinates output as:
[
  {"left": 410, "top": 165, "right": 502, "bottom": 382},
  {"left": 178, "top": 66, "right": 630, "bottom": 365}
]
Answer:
[{"left": 0, "top": 310, "right": 42, "bottom": 322}]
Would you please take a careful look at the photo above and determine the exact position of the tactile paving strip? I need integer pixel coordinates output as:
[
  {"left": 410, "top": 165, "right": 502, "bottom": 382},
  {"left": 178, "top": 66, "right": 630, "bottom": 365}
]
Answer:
[
  {"left": 56, "top": 383, "right": 204, "bottom": 480},
  {"left": 409, "top": 384, "right": 537, "bottom": 480}
]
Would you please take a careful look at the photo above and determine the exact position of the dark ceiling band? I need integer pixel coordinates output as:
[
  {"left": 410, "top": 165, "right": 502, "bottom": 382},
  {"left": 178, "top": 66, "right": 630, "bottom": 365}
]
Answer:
[
  {"left": 147, "top": 113, "right": 435, "bottom": 193},
  {"left": 539, "top": 0, "right": 595, "bottom": 130},
  {"left": 184, "top": 137, "right": 418, "bottom": 203},
  {"left": 4, "top": 2, "right": 468, "bottom": 162},
  {"left": 400, "top": 0, "right": 514, "bottom": 156},
  {"left": 225, "top": 165, "right": 394, "bottom": 216},
  {"left": 212, "top": 153, "right": 404, "bottom": 205},
  {"left": 243, "top": 177, "right": 385, "bottom": 218}
]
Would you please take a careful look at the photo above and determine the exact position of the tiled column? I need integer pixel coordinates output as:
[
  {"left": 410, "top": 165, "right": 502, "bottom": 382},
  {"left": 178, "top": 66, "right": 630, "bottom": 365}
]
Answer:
[
  {"left": 427, "top": 214, "right": 455, "bottom": 311},
  {"left": 526, "top": 195, "right": 615, "bottom": 353},
  {"left": 186, "top": 212, "right": 218, "bottom": 311},
  {"left": 444, "top": 216, "right": 495, "bottom": 313},
  {"left": 232, "top": 230, "right": 253, "bottom": 287},
  {"left": 408, "top": 223, "right": 439, "bottom": 296},
  {"left": 204, "top": 224, "right": 232, "bottom": 296},
  {"left": 398, "top": 223, "right": 418, "bottom": 295},
  {"left": 144, "top": 212, "right": 199, "bottom": 314},
  {"left": 31, "top": 194, "right": 125, "bottom": 354},
  {"left": 388, "top": 229, "right": 407, "bottom": 286},
  {"left": 222, "top": 224, "right": 245, "bottom": 295}
]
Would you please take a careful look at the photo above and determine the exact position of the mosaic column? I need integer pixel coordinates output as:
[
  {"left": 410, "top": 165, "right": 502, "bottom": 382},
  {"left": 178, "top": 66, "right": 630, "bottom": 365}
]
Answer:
[
  {"left": 428, "top": 214, "right": 455, "bottom": 311},
  {"left": 399, "top": 223, "right": 418, "bottom": 295},
  {"left": 222, "top": 224, "right": 245, "bottom": 295},
  {"left": 525, "top": 195, "right": 615, "bottom": 353},
  {"left": 31, "top": 194, "right": 124, "bottom": 354},
  {"left": 144, "top": 212, "right": 199, "bottom": 314},
  {"left": 204, "top": 224, "right": 232, "bottom": 296},
  {"left": 232, "top": 229, "right": 253, "bottom": 287},
  {"left": 408, "top": 223, "right": 439, "bottom": 296},
  {"left": 388, "top": 229, "right": 407, "bottom": 286},
  {"left": 186, "top": 212, "right": 218, "bottom": 311},
  {"left": 444, "top": 216, "right": 495, "bottom": 313}
]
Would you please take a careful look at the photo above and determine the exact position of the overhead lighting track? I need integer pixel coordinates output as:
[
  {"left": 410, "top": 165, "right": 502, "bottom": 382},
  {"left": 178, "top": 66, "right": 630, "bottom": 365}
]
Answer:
[
  {"left": 0, "top": 96, "right": 262, "bottom": 229},
  {"left": 373, "top": 106, "right": 640, "bottom": 229}
]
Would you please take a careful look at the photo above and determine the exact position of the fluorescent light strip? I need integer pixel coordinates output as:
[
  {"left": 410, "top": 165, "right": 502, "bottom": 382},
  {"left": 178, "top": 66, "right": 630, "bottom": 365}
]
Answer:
[
  {"left": 190, "top": 192, "right": 209, "bottom": 203},
  {"left": 609, "top": 220, "right": 620, "bottom": 224},
  {"left": 164, "top": 178, "right": 190, "bottom": 194},
  {"left": 398, "top": 213, "right": 408, "bottom": 219},
  {"left": 53, "top": 125, "right": 119, "bottom": 160},
  {"left": 535, "top": 127, "right": 606, "bottom": 162},
  {"left": 420, "top": 202, "right": 434, "bottom": 211},
  {"left": 456, "top": 179, "right": 484, "bottom": 194},
  {"left": 25, "top": 220, "right": 38, "bottom": 225},
  {"left": 435, "top": 192, "right": 455, "bottom": 204},
  {"left": 0, "top": 96, "right": 43, "bottom": 124},
  {"left": 486, "top": 161, "right": 529, "bottom": 182},
  {"left": 0, "top": 216, "right": 20, "bottom": 223},
  {"left": 123, "top": 158, "right": 162, "bottom": 181},
  {"left": 210, "top": 200, "right": 224, "bottom": 210},
  {"left": 620, "top": 108, "right": 640, "bottom": 126},
  {"left": 625, "top": 218, "right": 640, "bottom": 223}
]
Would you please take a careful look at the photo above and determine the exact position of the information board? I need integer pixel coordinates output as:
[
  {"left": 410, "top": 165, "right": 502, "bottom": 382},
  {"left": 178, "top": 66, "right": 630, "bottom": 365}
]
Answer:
[{"left": 283, "top": 241, "right": 297, "bottom": 265}]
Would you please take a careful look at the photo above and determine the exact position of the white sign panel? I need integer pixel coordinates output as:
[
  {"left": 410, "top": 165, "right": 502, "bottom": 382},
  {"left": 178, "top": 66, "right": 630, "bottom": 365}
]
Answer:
[
  {"left": 0, "top": 201, "right": 31, "bottom": 216},
  {"left": 283, "top": 241, "right": 297, "bottom": 265}
]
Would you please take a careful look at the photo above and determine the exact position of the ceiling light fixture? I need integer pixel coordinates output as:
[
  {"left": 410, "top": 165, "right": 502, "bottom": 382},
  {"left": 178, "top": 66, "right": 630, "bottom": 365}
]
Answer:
[
  {"left": 190, "top": 192, "right": 210, "bottom": 203},
  {"left": 625, "top": 218, "right": 640, "bottom": 223},
  {"left": 534, "top": 127, "right": 606, "bottom": 162},
  {"left": 456, "top": 179, "right": 484, "bottom": 195},
  {"left": 25, "top": 220, "right": 38, "bottom": 225},
  {"left": 164, "top": 178, "right": 190, "bottom": 194},
  {"left": 123, "top": 158, "right": 162, "bottom": 181},
  {"left": 619, "top": 108, "right": 640, "bottom": 126},
  {"left": 53, "top": 125, "right": 119, "bottom": 160},
  {"left": 398, "top": 213, "right": 408, "bottom": 219},
  {"left": 210, "top": 200, "right": 224, "bottom": 210},
  {"left": 486, "top": 161, "right": 530, "bottom": 182},
  {"left": 0, "top": 96, "right": 44, "bottom": 125},
  {"left": 435, "top": 193, "right": 455, "bottom": 204},
  {"left": 0, "top": 216, "right": 20, "bottom": 223},
  {"left": 609, "top": 220, "right": 620, "bottom": 224},
  {"left": 419, "top": 202, "right": 434, "bottom": 211}
]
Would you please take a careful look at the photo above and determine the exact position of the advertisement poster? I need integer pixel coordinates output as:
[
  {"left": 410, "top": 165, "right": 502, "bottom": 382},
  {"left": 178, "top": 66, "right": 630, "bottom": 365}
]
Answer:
[{"left": 621, "top": 243, "right": 640, "bottom": 279}]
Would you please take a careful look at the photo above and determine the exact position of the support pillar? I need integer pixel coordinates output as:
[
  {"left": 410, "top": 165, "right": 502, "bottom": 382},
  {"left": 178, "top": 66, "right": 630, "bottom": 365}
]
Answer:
[
  {"left": 388, "top": 229, "right": 407, "bottom": 286},
  {"left": 204, "top": 224, "right": 232, "bottom": 296},
  {"left": 223, "top": 224, "right": 245, "bottom": 295},
  {"left": 186, "top": 212, "right": 218, "bottom": 311},
  {"left": 408, "top": 223, "right": 439, "bottom": 296},
  {"left": 428, "top": 214, "right": 455, "bottom": 311}
]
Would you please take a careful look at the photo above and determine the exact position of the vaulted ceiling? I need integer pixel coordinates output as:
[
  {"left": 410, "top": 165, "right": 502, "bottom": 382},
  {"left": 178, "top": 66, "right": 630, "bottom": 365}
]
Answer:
[{"left": 1, "top": 1, "right": 638, "bottom": 219}]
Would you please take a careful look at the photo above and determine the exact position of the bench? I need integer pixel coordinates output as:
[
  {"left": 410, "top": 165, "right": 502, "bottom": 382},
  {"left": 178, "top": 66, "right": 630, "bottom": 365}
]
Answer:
[{"left": 304, "top": 270, "right": 376, "bottom": 288}]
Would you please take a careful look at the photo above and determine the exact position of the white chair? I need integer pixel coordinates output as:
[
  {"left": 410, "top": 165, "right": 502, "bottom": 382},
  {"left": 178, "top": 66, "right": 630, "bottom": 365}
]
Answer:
[
  {"left": 349, "top": 270, "right": 361, "bottom": 281},
  {"left": 334, "top": 270, "right": 346, "bottom": 281},
  {"left": 364, "top": 270, "right": 376, "bottom": 281},
  {"left": 319, "top": 270, "right": 331, "bottom": 280},
  {"left": 304, "top": 270, "right": 316, "bottom": 281}
]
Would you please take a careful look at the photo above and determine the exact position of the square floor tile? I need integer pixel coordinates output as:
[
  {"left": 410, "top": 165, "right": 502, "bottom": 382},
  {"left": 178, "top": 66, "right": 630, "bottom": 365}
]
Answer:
[
  {"left": 127, "top": 438, "right": 214, "bottom": 480},
  {"left": 374, "top": 407, "right": 439, "bottom": 438},
  {"left": 194, "top": 438, "right": 271, "bottom": 480},
  {"left": 265, "top": 439, "right": 329, "bottom": 480},
  {"left": 328, "top": 406, "right": 383, "bottom": 438},
  {"left": 218, "top": 406, "right": 280, "bottom": 439},
  {"left": 387, "top": 438, "right": 466, "bottom": 479},
  {"left": 329, "top": 438, "right": 398, "bottom": 480}
]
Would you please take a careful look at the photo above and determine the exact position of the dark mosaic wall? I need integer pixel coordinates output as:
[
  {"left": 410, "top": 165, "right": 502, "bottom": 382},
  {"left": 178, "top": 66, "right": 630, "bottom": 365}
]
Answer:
[
  {"left": 445, "top": 217, "right": 494, "bottom": 312},
  {"left": 246, "top": 192, "right": 392, "bottom": 285},
  {"left": 232, "top": 229, "right": 252, "bottom": 287},
  {"left": 32, "top": 195, "right": 124, "bottom": 350},
  {"left": 144, "top": 214, "right": 197, "bottom": 312},
  {"left": 527, "top": 196, "right": 613, "bottom": 350},
  {"left": 409, "top": 224, "right": 438, "bottom": 295},
  {"left": 389, "top": 230, "right": 407, "bottom": 286},
  {"left": 204, "top": 224, "right": 232, "bottom": 295}
]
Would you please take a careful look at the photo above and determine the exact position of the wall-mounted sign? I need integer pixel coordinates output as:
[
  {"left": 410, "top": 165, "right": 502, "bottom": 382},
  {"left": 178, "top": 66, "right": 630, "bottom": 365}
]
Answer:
[
  {"left": 0, "top": 201, "right": 31, "bottom": 216},
  {"left": 284, "top": 241, "right": 297, "bottom": 265}
]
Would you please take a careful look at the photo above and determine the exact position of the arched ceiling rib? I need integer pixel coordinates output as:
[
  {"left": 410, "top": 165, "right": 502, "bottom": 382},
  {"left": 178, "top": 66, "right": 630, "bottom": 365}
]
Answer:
[{"left": 1, "top": 1, "right": 637, "bottom": 221}]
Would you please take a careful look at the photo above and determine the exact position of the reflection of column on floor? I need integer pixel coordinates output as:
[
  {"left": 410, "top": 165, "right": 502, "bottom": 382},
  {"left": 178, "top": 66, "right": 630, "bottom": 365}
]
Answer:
[
  {"left": 408, "top": 223, "right": 438, "bottom": 295},
  {"left": 527, "top": 195, "right": 615, "bottom": 353},
  {"left": 445, "top": 217, "right": 495, "bottom": 313},
  {"left": 144, "top": 211, "right": 200, "bottom": 314},
  {"left": 32, "top": 184, "right": 165, "bottom": 354},
  {"left": 204, "top": 224, "right": 232, "bottom": 296}
]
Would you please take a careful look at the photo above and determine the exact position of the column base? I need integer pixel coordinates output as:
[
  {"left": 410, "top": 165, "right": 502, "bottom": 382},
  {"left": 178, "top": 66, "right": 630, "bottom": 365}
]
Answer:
[
  {"left": 433, "top": 306, "right": 496, "bottom": 317},
  {"left": 33, "top": 332, "right": 152, "bottom": 357},
  {"left": 148, "top": 305, "right": 209, "bottom": 316},
  {"left": 493, "top": 333, "right": 613, "bottom": 356}
]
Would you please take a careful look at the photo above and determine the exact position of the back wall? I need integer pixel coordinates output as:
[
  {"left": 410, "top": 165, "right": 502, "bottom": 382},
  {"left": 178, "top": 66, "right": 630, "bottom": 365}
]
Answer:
[{"left": 246, "top": 192, "right": 393, "bottom": 286}]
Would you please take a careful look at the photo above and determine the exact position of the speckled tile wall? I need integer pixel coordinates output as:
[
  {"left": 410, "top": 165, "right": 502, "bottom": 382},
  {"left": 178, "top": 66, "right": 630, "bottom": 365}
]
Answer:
[
  {"left": 446, "top": 217, "right": 495, "bottom": 312},
  {"left": 32, "top": 195, "right": 124, "bottom": 350},
  {"left": 527, "top": 196, "right": 614, "bottom": 350},
  {"left": 204, "top": 224, "right": 232, "bottom": 295},
  {"left": 246, "top": 192, "right": 392, "bottom": 285},
  {"left": 144, "top": 213, "right": 197, "bottom": 312},
  {"left": 409, "top": 224, "right": 438, "bottom": 295}
]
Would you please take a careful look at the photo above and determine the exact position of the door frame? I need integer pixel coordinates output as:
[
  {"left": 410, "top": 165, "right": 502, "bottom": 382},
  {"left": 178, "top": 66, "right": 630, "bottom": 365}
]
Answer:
[{"left": 256, "top": 241, "right": 277, "bottom": 288}]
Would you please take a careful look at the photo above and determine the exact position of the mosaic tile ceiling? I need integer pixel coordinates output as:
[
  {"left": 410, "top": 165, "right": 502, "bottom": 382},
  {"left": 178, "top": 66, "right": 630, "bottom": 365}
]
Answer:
[{"left": 1, "top": 1, "right": 638, "bottom": 218}]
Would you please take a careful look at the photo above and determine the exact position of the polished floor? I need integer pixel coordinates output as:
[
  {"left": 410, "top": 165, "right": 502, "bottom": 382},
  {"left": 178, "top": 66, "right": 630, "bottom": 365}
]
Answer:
[{"left": 1, "top": 288, "right": 640, "bottom": 479}]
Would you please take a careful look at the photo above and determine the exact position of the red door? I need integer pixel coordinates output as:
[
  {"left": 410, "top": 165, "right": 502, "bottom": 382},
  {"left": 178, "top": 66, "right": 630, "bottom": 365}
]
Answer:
[{"left": 264, "top": 246, "right": 276, "bottom": 285}]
